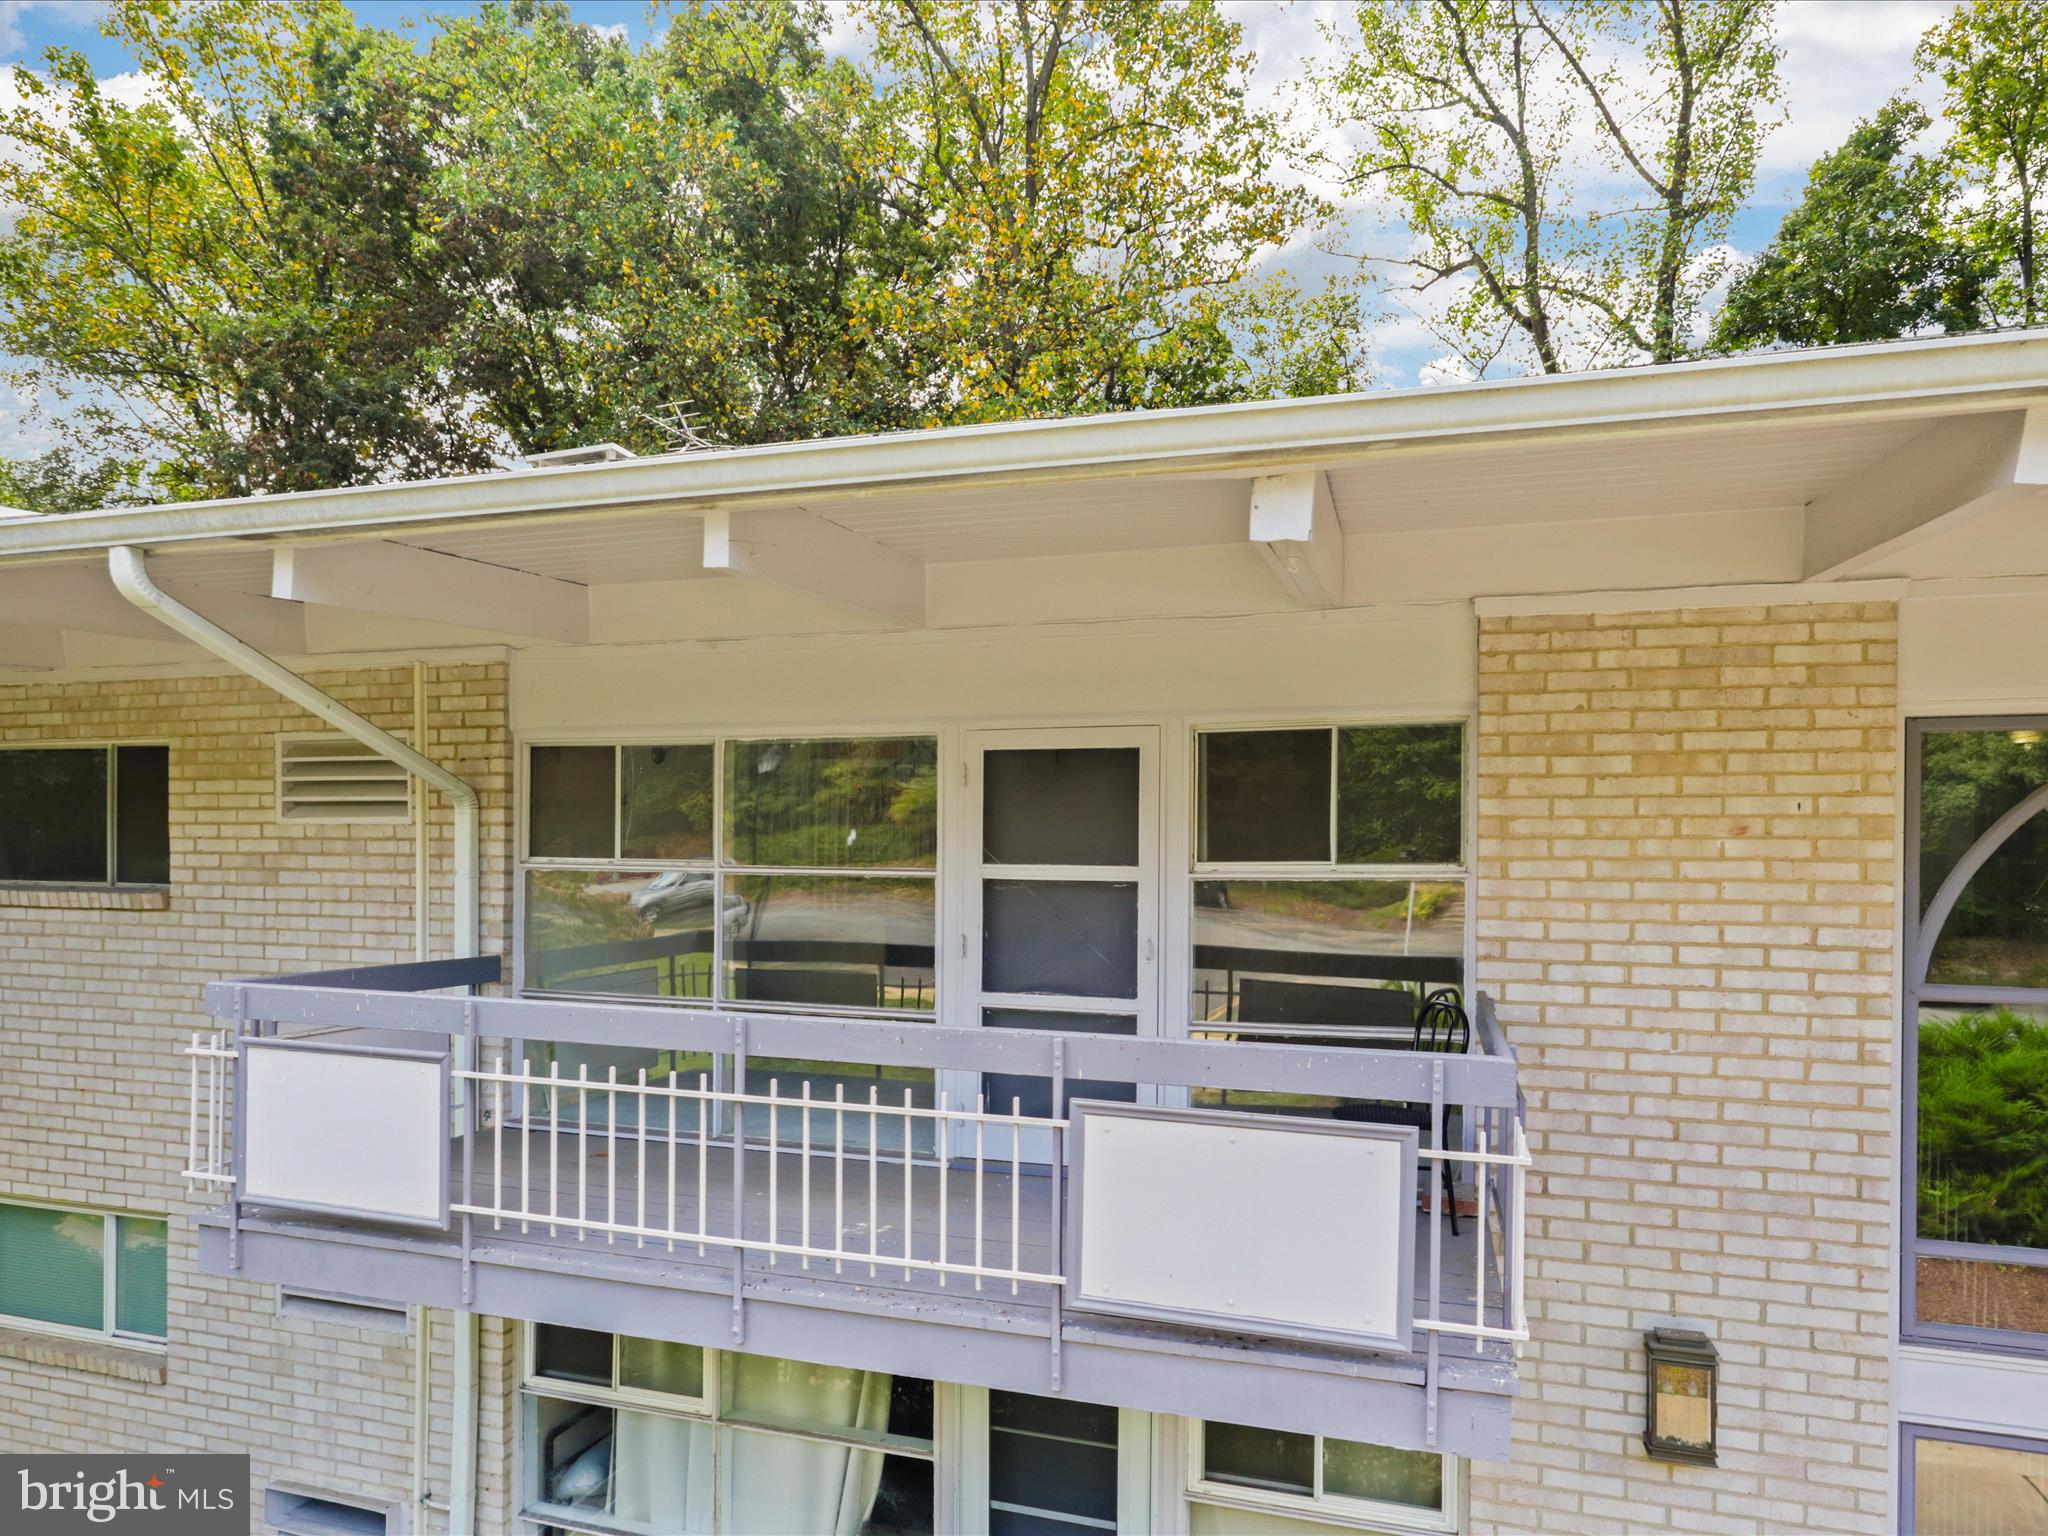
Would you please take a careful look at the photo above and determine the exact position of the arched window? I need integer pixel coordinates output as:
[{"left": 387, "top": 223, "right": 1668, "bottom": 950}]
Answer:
[{"left": 1906, "top": 719, "right": 2048, "bottom": 1347}]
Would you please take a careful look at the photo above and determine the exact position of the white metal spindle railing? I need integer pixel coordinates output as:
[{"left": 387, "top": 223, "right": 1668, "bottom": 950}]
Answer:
[{"left": 180, "top": 1029, "right": 1532, "bottom": 1348}]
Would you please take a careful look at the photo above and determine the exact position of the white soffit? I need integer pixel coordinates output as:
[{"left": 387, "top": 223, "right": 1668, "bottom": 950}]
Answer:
[{"left": 1328, "top": 414, "right": 1916, "bottom": 534}]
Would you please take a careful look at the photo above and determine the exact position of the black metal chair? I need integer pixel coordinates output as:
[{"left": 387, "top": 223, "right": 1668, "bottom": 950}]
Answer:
[{"left": 1335, "top": 989, "right": 1469, "bottom": 1235}]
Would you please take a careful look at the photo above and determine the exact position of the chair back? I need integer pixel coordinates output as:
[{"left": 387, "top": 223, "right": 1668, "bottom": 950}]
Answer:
[{"left": 1413, "top": 988, "right": 1470, "bottom": 1054}]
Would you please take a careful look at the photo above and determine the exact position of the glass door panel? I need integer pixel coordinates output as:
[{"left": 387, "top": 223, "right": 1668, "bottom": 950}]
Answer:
[{"left": 959, "top": 730, "right": 1158, "bottom": 1165}]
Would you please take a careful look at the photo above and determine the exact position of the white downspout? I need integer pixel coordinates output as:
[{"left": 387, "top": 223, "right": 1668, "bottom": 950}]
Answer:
[{"left": 108, "top": 544, "right": 485, "bottom": 1533}]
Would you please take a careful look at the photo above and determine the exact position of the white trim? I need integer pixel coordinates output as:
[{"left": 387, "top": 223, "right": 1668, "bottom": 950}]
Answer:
[
  {"left": 11, "top": 331, "right": 2048, "bottom": 561},
  {"left": 1473, "top": 577, "right": 1908, "bottom": 618}
]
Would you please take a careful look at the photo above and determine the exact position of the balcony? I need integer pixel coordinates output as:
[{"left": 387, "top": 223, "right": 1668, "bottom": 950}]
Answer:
[{"left": 185, "top": 958, "right": 1527, "bottom": 1458}]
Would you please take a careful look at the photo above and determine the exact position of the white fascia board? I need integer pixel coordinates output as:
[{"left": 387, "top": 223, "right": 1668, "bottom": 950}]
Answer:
[
  {"left": 3, "top": 331, "right": 2048, "bottom": 562},
  {"left": 273, "top": 541, "right": 590, "bottom": 644}
]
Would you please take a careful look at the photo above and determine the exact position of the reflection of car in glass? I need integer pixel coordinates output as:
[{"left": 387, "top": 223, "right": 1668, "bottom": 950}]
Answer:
[{"left": 629, "top": 871, "right": 750, "bottom": 931}]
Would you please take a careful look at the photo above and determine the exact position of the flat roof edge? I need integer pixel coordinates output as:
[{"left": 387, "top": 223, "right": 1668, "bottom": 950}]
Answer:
[{"left": 5, "top": 330, "right": 2048, "bottom": 562}]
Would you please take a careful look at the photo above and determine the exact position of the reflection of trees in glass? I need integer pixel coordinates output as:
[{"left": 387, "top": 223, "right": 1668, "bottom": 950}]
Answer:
[
  {"left": 621, "top": 745, "right": 714, "bottom": 860},
  {"left": 725, "top": 739, "right": 938, "bottom": 870},
  {"left": 525, "top": 872, "right": 654, "bottom": 951},
  {"left": 1920, "top": 731, "right": 2048, "bottom": 984},
  {"left": 0, "top": 749, "right": 107, "bottom": 881},
  {"left": 1336, "top": 725, "right": 1462, "bottom": 865},
  {"left": 1919, "top": 1009, "right": 2048, "bottom": 1249}
]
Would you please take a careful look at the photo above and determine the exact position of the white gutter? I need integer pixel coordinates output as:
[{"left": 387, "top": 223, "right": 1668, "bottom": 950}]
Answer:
[
  {"left": 17, "top": 330, "right": 2048, "bottom": 561},
  {"left": 107, "top": 545, "right": 484, "bottom": 1532}
]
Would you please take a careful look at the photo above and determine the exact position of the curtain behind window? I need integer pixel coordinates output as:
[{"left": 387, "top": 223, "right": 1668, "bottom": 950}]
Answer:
[{"left": 721, "top": 1356, "right": 892, "bottom": 1534}]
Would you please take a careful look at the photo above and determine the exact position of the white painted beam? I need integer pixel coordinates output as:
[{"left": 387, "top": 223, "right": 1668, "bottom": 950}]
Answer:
[
  {"left": 0, "top": 621, "right": 63, "bottom": 670},
  {"left": 702, "top": 506, "right": 925, "bottom": 627},
  {"left": 1803, "top": 409, "right": 2048, "bottom": 580},
  {"left": 0, "top": 564, "right": 307, "bottom": 652},
  {"left": 272, "top": 540, "right": 589, "bottom": 644},
  {"left": 1249, "top": 470, "right": 1342, "bottom": 607}
]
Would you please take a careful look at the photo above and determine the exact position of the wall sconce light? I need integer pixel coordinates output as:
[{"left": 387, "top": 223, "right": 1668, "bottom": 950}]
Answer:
[{"left": 1643, "top": 1327, "right": 1718, "bottom": 1465}]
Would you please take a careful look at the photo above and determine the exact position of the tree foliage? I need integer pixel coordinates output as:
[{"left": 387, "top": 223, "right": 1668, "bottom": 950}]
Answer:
[
  {"left": 0, "top": 0, "right": 1358, "bottom": 503},
  {"left": 1715, "top": 99, "right": 1986, "bottom": 349},
  {"left": 1318, "top": 0, "right": 1781, "bottom": 375},
  {"left": 1919, "top": 1009, "right": 2048, "bottom": 1248}
]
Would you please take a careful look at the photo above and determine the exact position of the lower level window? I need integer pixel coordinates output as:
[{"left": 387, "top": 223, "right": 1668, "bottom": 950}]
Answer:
[
  {"left": 523, "top": 1326, "right": 933, "bottom": 1535},
  {"left": 1189, "top": 1421, "right": 1459, "bottom": 1533},
  {"left": 0, "top": 1199, "right": 168, "bottom": 1343},
  {"left": 1905, "top": 1424, "right": 2048, "bottom": 1536}
]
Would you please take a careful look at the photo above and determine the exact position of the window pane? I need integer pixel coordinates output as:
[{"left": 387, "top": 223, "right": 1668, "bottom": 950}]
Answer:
[
  {"left": 1192, "top": 880, "right": 1464, "bottom": 1037},
  {"left": 1337, "top": 723, "right": 1463, "bottom": 865},
  {"left": 726, "top": 738, "right": 938, "bottom": 870},
  {"left": 1917, "top": 1005, "right": 2048, "bottom": 1254},
  {"left": 990, "top": 1391, "right": 1118, "bottom": 1533},
  {"left": 1202, "top": 1421, "right": 1314, "bottom": 1496},
  {"left": 1323, "top": 1438, "right": 1444, "bottom": 1510},
  {"left": 524, "top": 870, "right": 722, "bottom": 1000},
  {"left": 528, "top": 1395, "right": 703, "bottom": 1534},
  {"left": 114, "top": 746, "right": 170, "bottom": 884},
  {"left": 725, "top": 875, "right": 935, "bottom": 1011},
  {"left": 0, "top": 1203, "right": 104, "bottom": 1332},
  {"left": 530, "top": 1395, "right": 614, "bottom": 1515},
  {"left": 530, "top": 1041, "right": 716, "bottom": 1136},
  {"left": 114, "top": 1216, "right": 167, "bottom": 1339},
  {"left": 621, "top": 745, "right": 713, "bottom": 861},
  {"left": 741, "top": 1056, "right": 934, "bottom": 1155},
  {"left": 1914, "top": 1432, "right": 2048, "bottom": 1536},
  {"left": 1927, "top": 813, "right": 2048, "bottom": 986},
  {"left": 530, "top": 747, "right": 615, "bottom": 859},
  {"left": 983, "top": 1009, "right": 1136, "bottom": 1119},
  {"left": 533, "top": 1323, "right": 612, "bottom": 1386},
  {"left": 984, "top": 748, "right": 1139, "bottom": 866},
  {"left": 1920, "top": 728, "right": 2048, "bottom": 918},
  {"left": 0, "top": 748, "right": 108, "bottom": 882},
  {"left": 983, "top": 880, "right": 1138, "bottom": 998},
  {"left": 618, "top": 1335, "right": 703, "bottom": 1399},
  {"left": 1198, "top": 730, "right": 1330, "bottom": 863}
]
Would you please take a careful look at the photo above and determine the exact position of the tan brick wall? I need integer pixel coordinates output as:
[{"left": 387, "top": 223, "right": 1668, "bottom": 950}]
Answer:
[
  {"left": 1465, "top": 604, "right": 1898, "bottom": 1535},
  {"left": 0, "top": 662, "right": 514, "bottom": 1530}
]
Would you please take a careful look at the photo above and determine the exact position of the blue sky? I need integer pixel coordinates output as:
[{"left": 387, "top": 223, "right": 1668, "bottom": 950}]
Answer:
[{"left": 0, "top": 0, "right": 1959, "bottom": 456}]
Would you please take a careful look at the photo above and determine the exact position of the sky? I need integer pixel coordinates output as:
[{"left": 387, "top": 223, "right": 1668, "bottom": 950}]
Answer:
[{"left": 0, "top": 0, "right": 1962, "bottom": 458}]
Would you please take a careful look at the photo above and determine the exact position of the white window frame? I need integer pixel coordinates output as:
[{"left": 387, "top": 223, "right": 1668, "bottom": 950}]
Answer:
[
  {"left": 517, "top": 1323, "right": 945, "bottom": 1536},
  {"left": 517, "top": 733, "right": 942, "bottom": 1019},
  {"left": 0, "top": 741, "right": 171, "bottom": 889},
  {"left": 1183, "top": 1421, "right": 1462, "bottom": 1536},
  {"left": 0, "top": 1195, "right": 168, "bottom": 1350}
]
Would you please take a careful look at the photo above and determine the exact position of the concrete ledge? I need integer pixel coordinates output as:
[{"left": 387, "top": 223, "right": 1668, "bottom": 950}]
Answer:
[
  {"left": 0, "top": 1324, "right": 166, "bottom": 1384},
  {"left": 0, "top": 884, "right": 170, "bottom": 911}
]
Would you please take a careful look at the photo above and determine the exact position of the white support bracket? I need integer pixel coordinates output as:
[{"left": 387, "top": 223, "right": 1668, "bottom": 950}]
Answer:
[
  {"left": 1248, "top": 470, "right": 1342, "bottom": 608},
  {"left": 702, "top": 506, "right": 925, "bottom": 627},
  {"left": 1803, "top": 408, "right": 2048, "bottom": 580},
  {"left": 273, "top": 540, "right": 590, "bottom": 644}
]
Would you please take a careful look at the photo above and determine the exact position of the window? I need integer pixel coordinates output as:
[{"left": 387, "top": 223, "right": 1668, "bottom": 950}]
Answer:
[
  {"left": 1188, "top": 1421, "right": 1459, "bottom": 1534},
  {"left": 0, "top": 745, "right": 168, "bottom": 885},
  {"left": 1906, "top": 720, "right": 2048, "bottom": 1346},
  {"left": 1190, "top": 723, "right": 1466, "bottom": 1114},
  {"left": 520, "top": 1325, "right": 933, "bottom": 1536},
  {"left": 989, "top": 1391, "right": 1118, "bottom": 1535},
  {"left": 521, "top": 738, "right": 939, "bottom": 1149},
  {"left": 1903, "top": 1424, "right": 2048, "bottom": 1536},
  {"left": 0, "top": 1199, "right": 167, "bottom": 1345}
]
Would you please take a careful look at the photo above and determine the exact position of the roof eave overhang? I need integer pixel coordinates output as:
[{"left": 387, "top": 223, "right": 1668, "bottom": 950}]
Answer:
[{"left": 4, "top": 330, "right": 2048, "bottom": 563}]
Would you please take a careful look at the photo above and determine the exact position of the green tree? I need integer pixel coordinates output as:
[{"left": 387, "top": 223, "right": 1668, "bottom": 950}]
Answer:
[
  {"left": 0, "top": 447, "right": 150, "bottom": 512},
  {"left": 1919, "top": 0, "right": 2048, "bottom": 326},
  {"left": 1715, "top": 99, "right": 1986, "bottom": 350},
  {"left": 1320, "top": 0, "right": 1780, "bottom": 374},
  {"left": 857, "top": 0, "right": 1359, "bottom": 418}
]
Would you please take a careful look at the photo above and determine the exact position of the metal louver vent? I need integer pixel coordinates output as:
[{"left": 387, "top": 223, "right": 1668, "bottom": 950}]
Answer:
[{"left": 277, "top": 735, "right": 412, "bottom": 824}]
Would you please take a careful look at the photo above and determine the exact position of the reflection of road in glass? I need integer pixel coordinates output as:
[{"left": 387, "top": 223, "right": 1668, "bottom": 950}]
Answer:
[
  {"left": 1196, "top": 891, "right": 1465, "bottom": 957},
  {"left": 735, "top": 889, "right": 935, "bottom": 947}
]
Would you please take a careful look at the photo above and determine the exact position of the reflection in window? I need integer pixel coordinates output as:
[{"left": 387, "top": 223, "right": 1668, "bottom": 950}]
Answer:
[
  {"left": 622, "top": 745, "right": 715, "bottom": 861},
  {"left": 725, "top": 738, "right": 937, "bottom": 870},
  {"left": 1195, "top": 724, "right": 1463, "bottom": 868},
  {"left": 524, "top": 870, "right": 723, "bottom": 1001},
  {"left": 0, "top": 746, "right": 169, "bottom": 886},
  {"left": 1337, "top": 724, "right": 1463, "bottom": 866},
  {"left": 1195, "top": 1421, "right": 1452, "bottom": 1526},
  {"left": 725, "top": 876, "right": 935, "bottom": 1011},
  {"left": 1913, "top": 1430, "right": 2048, "bottom": 1536},
  {"left": 1197, "top": 730, "right": 1330, "bottom": 863}
]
